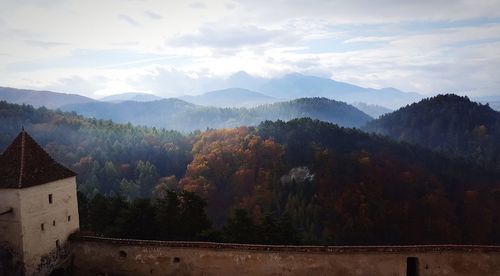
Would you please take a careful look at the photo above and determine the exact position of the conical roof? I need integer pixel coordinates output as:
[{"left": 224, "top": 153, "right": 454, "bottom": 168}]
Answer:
[{"left": 0, "top": 129, "right": 76, "bottom": 188}]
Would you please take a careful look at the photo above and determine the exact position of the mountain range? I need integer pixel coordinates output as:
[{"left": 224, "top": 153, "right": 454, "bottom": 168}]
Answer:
[
  {"left": 179, "top": 88, "right": 277, "bottom": 108},
  {"left": 2, "top": 72, "right": 500, "bottom": 134},
  {"left": 61, "top": 97, "right": 372, "bottom": 132},
  {"left": 0, "top": 86, "right": 96, "bottom": 109},
  {"left": 2, "top": 93, "right": 500, "bottom": 244},
  {"left": 0, "top": 72, "right": 424, "bottom": 110},
  {"left": 185, "top": 72, "right": 423, "bottom": 109},
  {"left": 256, "top": 73, "right": 422, "bottom": 109},
  {"left": 100, "top": 92, "right": 163, "bottom": 102},
  {"left": 351, "top": 102, "right": 392, "bottom": 118}
]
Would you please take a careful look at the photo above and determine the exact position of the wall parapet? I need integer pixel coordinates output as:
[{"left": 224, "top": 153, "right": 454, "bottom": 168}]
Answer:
[{"left": 70, "top": 235, "right": 500, "bottom": 254}]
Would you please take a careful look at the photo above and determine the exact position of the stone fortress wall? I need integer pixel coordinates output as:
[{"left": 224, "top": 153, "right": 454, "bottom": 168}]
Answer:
[{"left": 70, "top": 236, "right": 500, "bottom": 276}]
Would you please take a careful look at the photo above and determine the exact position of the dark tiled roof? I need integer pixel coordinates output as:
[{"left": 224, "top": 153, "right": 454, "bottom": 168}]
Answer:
[{"left": 0, "top": 130, "right": 76, "bottom": 188}]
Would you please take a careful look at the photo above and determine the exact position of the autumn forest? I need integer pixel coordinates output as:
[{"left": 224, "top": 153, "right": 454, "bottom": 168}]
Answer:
[{"left": 1, "top": 95, "right": 500, "bottom": 245}]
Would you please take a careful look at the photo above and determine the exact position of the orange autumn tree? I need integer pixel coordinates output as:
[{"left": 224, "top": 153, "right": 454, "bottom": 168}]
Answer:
[{"left": 179, "top": 127, "right": 283, "bottom": 226}]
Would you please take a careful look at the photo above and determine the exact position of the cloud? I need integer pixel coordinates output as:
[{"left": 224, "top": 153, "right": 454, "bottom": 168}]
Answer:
[
  {"left": 43, "top": 75, "right": 109, "bottom": 97},
  {"left": 387, "top": 25, "right": 500, "bottom": 49},
  {"left": 5, "top": 49, "right": 164, "bottom": 71},
  {"left": 344, "top": 36, "right": 394, "bottom": 43},
  {"left": 124, "top": 65, "right": 256, "bottom": 97},
  {"left": 225, "top": 3, "right": 236, "bottom": 10},
  {"left": 189, "top": 2, "right": 207, "bottom": 9},
  {"left": 234, "top": 0, "right": 500, "bottom": 24},
  {"left": 110, "top": 41, "right": 141, "bottom": 46},
  {"left": 169, "top": 24, "right": 297, "bottom": 48},
  {"left": 144, "top": 10, "right": 163, "bottom": 20},
  {"left": 129, "top": 67, "right": 203, "bottom": 96},
  {"left": 117, "top": 14, "right": 142, "bottom": 27},
  {"left": 24, "top": 40, "right": 69, "bottom": 49},
  {"left": 2, "top": 0, "right": 500, "bottom": 99},
  {"left": 2, "top": 0, "right": 66, "bottom": 10}
]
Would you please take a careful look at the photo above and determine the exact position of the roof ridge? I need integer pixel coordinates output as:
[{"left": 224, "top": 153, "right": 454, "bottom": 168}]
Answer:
[
  {"left": 0, "top": 129, "right": 77, "bottom": 189},
  {"left": 18, "top": 130, "right": 26, "bottom": 188}
]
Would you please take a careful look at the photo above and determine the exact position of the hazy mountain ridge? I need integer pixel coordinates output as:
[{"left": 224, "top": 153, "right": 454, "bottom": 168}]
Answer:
[
  {"left": 352, "top": 102, "right": 392, "bottom": 118},
  {"left": 490, "top": 102, "right": 500, "bottom": 112},
  {"left": 251, "top": 98, "right": 372, "bottom": 128},
  {"left": 100, "top": 92, "right": 163, "bottom": 102},
  {"left": 257, "top": 73, "right": 422, "bottom": 109},
  {"left": 0, "top": 86, "right": 96, "bottom": 109},
  {"left": 171, "top": 72, "right": 422, "bottom": 109},
  {"left": 1, "top": 72, "right": 422, "bottom": 110},
  {"left": 89, "top": 72, "right": 423, "bottom": 109},
  {"left": 179, "top": 88, "right": 278, "bottom": 108},
  {"left": 0, "top": 100, "right": 191, "bottom": 198},
  {"left": 62, "top": 97, "right": 372, "bottom": 132},
  {"left": 2, "top": 100, "right": 500, "bottom": 245},
  {"left": 61, "top": 98, "right": 197, "bottom": 130},
  {"left": 224, "top": 71, "right": 268, "bottom": 92}
]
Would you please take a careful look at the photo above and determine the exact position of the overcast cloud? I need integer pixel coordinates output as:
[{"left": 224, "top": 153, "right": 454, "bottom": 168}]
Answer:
[{"left": 0, "top": 0, "right": 499, "bottom": 98}]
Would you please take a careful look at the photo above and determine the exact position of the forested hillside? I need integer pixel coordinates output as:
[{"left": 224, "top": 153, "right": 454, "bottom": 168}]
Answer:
[
  {"left": 251, "top": 98, "right": 372, "bottom": 128},
  {"left": 62, "top": 97, "right": 372, "bottom": 131},
  {"left": 2, "top": 101, "right": 500, "bottom": 245},
  {"left": 364, "top": 94, "right": 500, "bottom": 170},
  {"left": 179, "top": 119, "right": 500, "bottom": 245},
  {"left": 0, "top": 101, "right": 192, "bottom": 198}
]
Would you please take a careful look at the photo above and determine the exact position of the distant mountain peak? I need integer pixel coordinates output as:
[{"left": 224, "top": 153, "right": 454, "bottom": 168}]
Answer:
[
  {"left": 100, "top": 92, "right": 163, "bottom": 102},
  {"left": 352, "top": 102, "right": 392, "bottom": 118},
  {"left": 179, "top": 88, "right": 276, "bottom": 108},
  {"left": 259, "top": 73, "right": 422, "bottom": 109},
  {"left": 0, "top": 86, "right": 96, "bottom": 109},
  {"left": 283, "top": 72, "right": 305, "bottom": 78},
  {"left": 225, "top": 71, "right": 268, "bottom": 92},
  {"left": 228, "top": 71, "right": 252, "bottom": 79}
]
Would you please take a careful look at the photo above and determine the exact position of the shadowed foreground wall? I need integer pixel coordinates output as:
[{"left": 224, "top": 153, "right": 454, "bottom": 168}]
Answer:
[{"left": 71, "top": 236, "right": 500, "bottom": 276}]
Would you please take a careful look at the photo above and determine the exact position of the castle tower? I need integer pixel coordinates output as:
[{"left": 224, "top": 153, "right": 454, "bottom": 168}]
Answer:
[{"left": 0, "top": 130, "right": 80, "bottom": 275}]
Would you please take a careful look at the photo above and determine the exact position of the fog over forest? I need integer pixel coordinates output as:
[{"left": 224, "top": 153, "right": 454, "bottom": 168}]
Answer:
[{"left": 1, "top": 0, "right": 500, "bottom": 248}]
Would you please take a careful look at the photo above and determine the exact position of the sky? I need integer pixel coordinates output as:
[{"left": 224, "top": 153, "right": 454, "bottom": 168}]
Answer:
[{"left": 1, "top": 0, "right": 500, "bottom": 98}]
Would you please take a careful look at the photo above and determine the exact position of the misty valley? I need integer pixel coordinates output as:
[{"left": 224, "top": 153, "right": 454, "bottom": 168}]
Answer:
[
  {"left": 3, "top": 2, "right": 500, "bottom": 275},
  {"left": 1, "top": 90, "right": 499, "bottom": 246}
]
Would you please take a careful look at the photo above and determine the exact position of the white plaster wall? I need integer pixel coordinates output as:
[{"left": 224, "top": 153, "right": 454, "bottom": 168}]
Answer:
[
  {"left": 0, "top": 188, "right": 23, "bottom": 258},
  {"left": 19, "top": 177, "right": 80, "bottom": 275}
]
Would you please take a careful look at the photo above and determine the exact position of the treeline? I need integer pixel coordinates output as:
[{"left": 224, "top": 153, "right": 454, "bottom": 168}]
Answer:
[
  {"left": 77, "top": 190, "right": 211, "bottom": 240},
  {"left": 78, "top": 191, "right": 300, "bottom": 245},
  {"left": 365, "top": 94, "right": 500, "bottom": 170},
  {"left": 0, "top": 101, "right": 192, "bottom": 198},
  {"left": 179, "top": 119, "right": 500, "bottom": 245},
  {"left": 62, "top": 97, "right": 372, "bottom": 131},
  {"left": 2, "top": 100, "right": 500, "bottom": 245}
]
